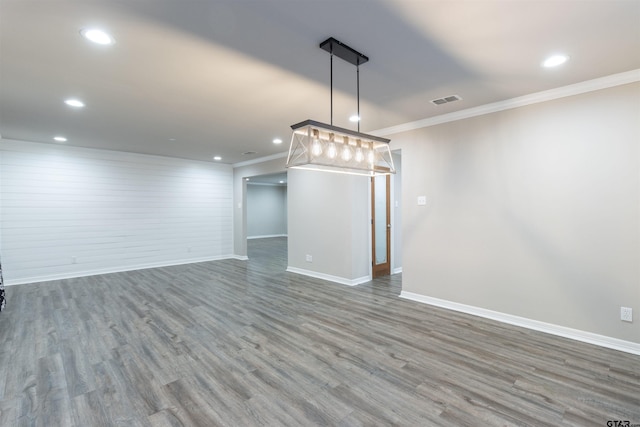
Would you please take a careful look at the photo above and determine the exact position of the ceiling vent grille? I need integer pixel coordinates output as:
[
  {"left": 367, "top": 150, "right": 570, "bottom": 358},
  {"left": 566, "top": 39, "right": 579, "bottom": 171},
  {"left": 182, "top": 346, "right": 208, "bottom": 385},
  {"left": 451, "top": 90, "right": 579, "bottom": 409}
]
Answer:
[{"left": 430, "top": 95, "right": 462, "bottom": 106}]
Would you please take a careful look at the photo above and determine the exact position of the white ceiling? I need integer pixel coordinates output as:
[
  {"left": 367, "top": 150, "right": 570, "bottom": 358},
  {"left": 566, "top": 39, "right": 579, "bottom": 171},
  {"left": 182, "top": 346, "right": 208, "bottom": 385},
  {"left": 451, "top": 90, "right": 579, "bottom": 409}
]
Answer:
[{"left": 1, "top": 0, "right": 639, "bottom": 164}]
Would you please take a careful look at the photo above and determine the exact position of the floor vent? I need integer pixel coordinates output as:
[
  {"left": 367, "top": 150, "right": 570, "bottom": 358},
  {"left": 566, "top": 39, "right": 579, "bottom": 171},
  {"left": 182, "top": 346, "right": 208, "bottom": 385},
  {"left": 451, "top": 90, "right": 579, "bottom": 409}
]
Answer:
[{"left": 431, "top": 95, "right": 462, "bottom": 106}]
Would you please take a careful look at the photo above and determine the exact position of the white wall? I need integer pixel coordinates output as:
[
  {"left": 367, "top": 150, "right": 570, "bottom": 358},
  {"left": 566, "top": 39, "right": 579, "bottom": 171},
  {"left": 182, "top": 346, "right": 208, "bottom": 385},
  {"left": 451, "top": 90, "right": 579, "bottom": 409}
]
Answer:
[
  {"left": 247, "top": 184, "right": 287, "bottom": 238},
  {"left": 0, "top": 139, "right": 233, "bottom": 285},
  {"left": 391, "top": 82, "right": 640, "bottom": 346},
  {"left": 287, "top": 168, "right": 370, "bottom": 285}
]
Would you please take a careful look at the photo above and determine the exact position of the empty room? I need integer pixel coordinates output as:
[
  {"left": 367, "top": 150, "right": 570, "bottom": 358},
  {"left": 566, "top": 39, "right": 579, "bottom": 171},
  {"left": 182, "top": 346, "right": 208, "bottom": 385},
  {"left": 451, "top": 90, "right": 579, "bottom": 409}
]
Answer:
[{"left": 0, "top": 1, "right": 639, "bottom": 426}]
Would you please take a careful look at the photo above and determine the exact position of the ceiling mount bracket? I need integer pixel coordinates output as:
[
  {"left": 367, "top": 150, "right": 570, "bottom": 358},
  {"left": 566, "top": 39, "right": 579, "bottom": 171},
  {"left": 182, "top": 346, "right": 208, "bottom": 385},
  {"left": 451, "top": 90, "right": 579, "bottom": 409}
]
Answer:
[{"left": 319, "top": 37, "right": 369, "bottom": 66}]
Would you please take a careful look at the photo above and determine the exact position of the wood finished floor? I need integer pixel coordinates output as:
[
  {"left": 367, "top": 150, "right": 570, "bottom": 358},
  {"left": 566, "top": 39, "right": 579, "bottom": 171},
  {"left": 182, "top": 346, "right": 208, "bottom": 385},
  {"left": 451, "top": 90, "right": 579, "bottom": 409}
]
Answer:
[{"left": 0, "top": 237, "right": 638, "bottom": 426}]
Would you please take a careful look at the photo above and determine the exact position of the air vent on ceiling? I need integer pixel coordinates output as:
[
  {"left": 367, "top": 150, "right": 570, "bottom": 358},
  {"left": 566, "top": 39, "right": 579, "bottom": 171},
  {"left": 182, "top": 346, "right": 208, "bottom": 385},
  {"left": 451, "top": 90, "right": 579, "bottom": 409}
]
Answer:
[
  {"left": 242, "top": 151, "right": 257, "bottom": 155},
  {"left": 431, "top": 95, "right": 462, "bottom": 106}
]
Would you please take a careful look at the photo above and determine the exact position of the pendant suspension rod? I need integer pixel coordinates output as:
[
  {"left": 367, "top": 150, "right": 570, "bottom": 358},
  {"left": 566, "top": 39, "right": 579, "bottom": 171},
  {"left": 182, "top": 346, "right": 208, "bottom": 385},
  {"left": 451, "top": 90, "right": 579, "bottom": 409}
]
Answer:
[
  {"left": 357, "top": 64, "right": 360, "bottom": 133},
  {"left": 330, "top": 52, "right": 333, "bottom": 126}
]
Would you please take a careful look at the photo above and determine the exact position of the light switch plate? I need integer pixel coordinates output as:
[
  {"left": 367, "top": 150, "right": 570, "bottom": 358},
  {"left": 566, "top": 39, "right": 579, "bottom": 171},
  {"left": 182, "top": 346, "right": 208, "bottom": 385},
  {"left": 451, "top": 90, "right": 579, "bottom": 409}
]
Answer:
[{"left": 417, "top": 196, "right": 427, "bottom": 206}]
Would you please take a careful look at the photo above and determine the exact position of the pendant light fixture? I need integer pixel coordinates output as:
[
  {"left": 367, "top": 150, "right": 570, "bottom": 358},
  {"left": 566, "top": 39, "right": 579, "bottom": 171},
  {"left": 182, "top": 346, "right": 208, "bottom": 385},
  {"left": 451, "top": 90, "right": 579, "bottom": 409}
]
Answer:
[{"left": 286, "top": 38, "right": 395, "bottom": 176}]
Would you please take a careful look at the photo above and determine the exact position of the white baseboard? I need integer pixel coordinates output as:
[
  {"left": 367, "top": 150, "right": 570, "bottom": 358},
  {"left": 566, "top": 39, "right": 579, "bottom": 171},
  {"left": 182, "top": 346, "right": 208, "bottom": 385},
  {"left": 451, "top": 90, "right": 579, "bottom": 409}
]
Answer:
[
  {"left": 247, "top": 234, "right": 287, "bottom": 240},
  {"left": 286, "top": 266, "right": 370, "bottom": 287},
  {"left": 400, "top": 291, "right": 640, "bottom": 356},
  {"left": 4, "top": 255, "right": 240, "bottom": 286},
  {"left": 392, "top": 267, "right": 403, "bottom": 275},
  {"left": 232, "top": 255, "right": 249, "bottom": 261}
]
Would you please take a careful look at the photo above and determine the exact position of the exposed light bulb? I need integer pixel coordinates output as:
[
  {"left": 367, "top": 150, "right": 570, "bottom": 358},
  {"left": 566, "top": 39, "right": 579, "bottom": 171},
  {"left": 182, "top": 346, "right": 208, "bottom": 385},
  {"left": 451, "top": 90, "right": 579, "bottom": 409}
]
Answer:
[
  {"left": 311, "top": 139, "right": 323, "bottom": 156},
  {"left": 326, "top": 133, "right": 337, "bottom": 159},
  {"left": 327, "top": 142, "right": 338, "bottom": 159},
  {"left": 341, "top": 136, "right": 352, "bottom": 162},
  {"left": 354, "top": 139, "right": 365, "bottom": 163},
  {"left": 341, "top": 146, "right": 352, "bottom": 162},
  {"left": 311, "top": 129, "right": 323, "bottom": 156},
  {"left": 367, "top": 142, "right": 377, "bottom": 164}
]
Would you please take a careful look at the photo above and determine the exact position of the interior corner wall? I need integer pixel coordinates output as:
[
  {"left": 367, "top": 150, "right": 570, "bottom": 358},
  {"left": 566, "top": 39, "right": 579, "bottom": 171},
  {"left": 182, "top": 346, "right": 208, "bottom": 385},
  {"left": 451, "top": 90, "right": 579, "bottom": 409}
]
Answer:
[
  {"left": 287, "top": 168, "right": 370, "bottom": 283},
  {"left": 391, "top": 82, "right": 640, "bottom": 344},
  {"left": 247, "top": 184, "right": 287, "bottom": 238},
  {"left": 232, "top": 156, "right": 287, "bottom": 257},
  {"left": 0, "top": 139, "right": 233, "bottom": 285}
]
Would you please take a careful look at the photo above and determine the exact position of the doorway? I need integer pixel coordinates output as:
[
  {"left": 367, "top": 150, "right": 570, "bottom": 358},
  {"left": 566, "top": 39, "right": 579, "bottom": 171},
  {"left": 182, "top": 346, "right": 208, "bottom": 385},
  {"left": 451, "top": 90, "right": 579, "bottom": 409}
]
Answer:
[{"left": 245, "top": 172, "right": 288, "bottom": 268}]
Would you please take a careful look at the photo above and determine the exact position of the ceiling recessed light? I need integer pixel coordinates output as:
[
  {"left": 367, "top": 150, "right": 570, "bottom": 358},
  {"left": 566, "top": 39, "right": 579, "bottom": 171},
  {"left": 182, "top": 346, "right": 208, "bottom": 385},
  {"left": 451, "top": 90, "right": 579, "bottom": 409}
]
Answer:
[
  {"left": 279, "top": 180, "right": 285, "bottom": 184},
  {"left": 53, "top": 136, "right": 67, "bottom": 142},
  {"left": 169, "top": 138, "right": 176, "bottom": 141},
  {"left": 273, "top": 138, "right": 283, "bottom": 144},
  {"left": 213, "top": 156, "right": 222, "bottom": 161},
  {"left": 542, "top": 54, "right": 569, "bottom": 68},
  {"left": 80, "top": 28, "right": 115, "bottom": 45},
  {"left": 349, "top": 115, "right": 360, "bottom": 122},
  {"left": 64, "top": 98, "right": 85, "bottom": 108}
]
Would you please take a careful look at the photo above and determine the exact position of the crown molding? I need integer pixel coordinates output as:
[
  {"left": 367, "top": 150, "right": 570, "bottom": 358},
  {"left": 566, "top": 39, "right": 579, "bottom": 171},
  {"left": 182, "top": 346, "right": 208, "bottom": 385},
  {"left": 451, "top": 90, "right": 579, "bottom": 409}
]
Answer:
[{"left": 373, "top": 69, "right": 640, "bottom": 137}]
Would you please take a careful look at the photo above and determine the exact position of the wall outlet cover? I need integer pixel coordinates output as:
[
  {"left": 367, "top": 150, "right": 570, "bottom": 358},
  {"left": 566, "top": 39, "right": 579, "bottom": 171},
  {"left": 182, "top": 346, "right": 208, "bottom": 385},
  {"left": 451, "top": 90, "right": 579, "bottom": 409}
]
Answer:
[{"left": 621, "top": 307, "right": 633, "bottom": 322}]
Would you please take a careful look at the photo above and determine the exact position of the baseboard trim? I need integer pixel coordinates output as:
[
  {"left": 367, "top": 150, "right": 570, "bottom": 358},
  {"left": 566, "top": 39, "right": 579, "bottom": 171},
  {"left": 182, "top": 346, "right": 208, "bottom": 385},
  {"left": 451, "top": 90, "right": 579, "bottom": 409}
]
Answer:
[
  {"left": 247, "top": 234, "right": 287, "bottom": 240},
  {"left": 392, "top": 267, "right": 403, "bottom": 275},
  {"left": 400, "top": 291, "right": 640, "bottom": 356},
  {"left": 4, "top": 255, "right": 240, "bottom": 286},
  {"left": 286, "top": 266, "right": 371, "bottom": 287},
  {"left": 232, "top": 255, "right": 249, "bottom": 261}
]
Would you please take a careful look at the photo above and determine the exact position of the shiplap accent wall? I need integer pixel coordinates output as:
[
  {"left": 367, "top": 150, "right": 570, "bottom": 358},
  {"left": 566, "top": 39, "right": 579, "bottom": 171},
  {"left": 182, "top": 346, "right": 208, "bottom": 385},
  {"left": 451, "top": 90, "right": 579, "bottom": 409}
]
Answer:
[{"left": 0, "top": 139, "right": 233, "bottom": 285}]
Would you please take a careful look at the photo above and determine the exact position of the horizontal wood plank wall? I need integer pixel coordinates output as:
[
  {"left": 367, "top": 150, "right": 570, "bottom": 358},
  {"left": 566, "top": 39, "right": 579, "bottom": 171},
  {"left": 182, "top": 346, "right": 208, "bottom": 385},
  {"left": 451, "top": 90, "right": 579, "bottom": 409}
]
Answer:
[{"left": 0, "top": 140, "right": 233, "bottom": 285}]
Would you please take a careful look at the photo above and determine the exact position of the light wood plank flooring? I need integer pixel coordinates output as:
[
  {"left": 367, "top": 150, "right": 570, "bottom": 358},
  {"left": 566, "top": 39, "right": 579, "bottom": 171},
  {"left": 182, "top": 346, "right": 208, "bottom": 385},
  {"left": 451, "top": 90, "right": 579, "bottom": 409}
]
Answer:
[{"left": 1, "top": 237, "right": 638, "bottom": 426}]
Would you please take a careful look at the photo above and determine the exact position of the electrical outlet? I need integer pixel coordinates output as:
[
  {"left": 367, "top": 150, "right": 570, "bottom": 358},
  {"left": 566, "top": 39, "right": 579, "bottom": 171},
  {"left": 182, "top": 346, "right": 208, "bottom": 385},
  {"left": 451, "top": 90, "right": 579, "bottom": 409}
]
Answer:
[
  {"left": 621, "top": 307, "right": 633, "bottom": 322},
  {"left": 305, "top": 254, "right": 312, "bottom": 262},
  {"left": 417, "top": 196, "right": 427, "bottom": 206}
]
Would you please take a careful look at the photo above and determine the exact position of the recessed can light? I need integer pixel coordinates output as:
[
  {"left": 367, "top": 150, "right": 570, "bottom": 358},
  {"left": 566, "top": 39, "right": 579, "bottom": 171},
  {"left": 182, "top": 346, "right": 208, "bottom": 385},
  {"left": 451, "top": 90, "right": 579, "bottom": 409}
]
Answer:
[
  {"left": 53, "top": 136, "right": 67, "bottom": 142},
  {"left": 64, "top": 98, "right": 85, "bottom": 108},
  {"left": 80, "top": 28, "right": 115, "bottom": 45},
  {"left": 279, "top": 180, "right": 285, "bottom": 184},
  {"left": 273, "top": 138, "right": 283, "bottom": 144},
  {"left": 349, "top": 115, "right": 361, "bottom": 122},
  {"left": 213, "top": 156, "right": 222, "bottom": 161},
  {"left": 542, "top": 54, "right": 569, "bottom": 68}
]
